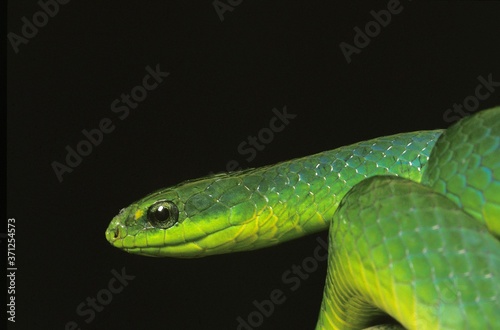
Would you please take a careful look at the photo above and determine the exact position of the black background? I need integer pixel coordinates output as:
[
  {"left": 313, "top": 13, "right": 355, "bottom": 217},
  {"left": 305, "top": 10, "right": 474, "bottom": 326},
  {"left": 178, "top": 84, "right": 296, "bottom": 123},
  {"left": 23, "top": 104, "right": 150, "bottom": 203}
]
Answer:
[{"left": 6, "top": 1, "right": 500, "bottom": 329}]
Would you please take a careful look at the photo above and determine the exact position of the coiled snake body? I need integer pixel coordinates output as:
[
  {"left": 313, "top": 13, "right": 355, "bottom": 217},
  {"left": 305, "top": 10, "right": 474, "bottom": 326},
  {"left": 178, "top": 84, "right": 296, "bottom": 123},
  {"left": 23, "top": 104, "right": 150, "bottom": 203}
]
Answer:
[{"left": 106, "top": 107, "right": 499, "bottom": 329}]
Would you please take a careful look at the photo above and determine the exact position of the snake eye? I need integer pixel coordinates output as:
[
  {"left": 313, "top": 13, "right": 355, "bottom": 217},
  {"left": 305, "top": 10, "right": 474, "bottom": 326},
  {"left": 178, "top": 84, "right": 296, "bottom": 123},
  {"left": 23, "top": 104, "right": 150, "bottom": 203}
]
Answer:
[{"left": 147, "top": 200, "right": 179, "bottom": 229}]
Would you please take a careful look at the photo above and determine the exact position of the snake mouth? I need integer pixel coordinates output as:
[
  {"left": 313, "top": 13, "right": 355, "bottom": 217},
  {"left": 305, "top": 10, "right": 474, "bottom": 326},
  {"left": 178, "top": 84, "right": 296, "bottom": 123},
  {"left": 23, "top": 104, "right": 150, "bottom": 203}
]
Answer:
[
  {"left": 105, "top": 224, "right": 126, "bottom": 248},
  {"left": 105, "top": 205, "right": 138, "bottom": 247},
  {"left": 105, "top": 224, "right": 123, "bottom": 244}
]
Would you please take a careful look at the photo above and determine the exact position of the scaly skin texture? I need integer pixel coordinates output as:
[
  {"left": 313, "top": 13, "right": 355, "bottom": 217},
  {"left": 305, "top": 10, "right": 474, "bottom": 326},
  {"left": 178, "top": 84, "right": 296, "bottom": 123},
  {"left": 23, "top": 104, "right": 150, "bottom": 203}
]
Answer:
[
  {"left": 423, "top": 108, "right": 500, "bottom": 237},
  {"left": 316, "top": 108, "right": 500, "bottom": 329},
  {"left": 106, "top": 107, "right": 500, "bottom": 329},
  {"left": 106, "top": 130, "right": 440, "bottom": 257},
  {"left": 317, "top": 177, "right": 499, "bottom": 329}
]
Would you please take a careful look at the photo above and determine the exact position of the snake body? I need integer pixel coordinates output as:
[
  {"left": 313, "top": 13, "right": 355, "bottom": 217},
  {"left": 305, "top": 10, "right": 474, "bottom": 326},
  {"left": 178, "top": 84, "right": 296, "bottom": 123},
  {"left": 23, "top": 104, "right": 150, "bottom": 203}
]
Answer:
[{"left": 106, "top": 107, "right": 499, "bottom": 329}]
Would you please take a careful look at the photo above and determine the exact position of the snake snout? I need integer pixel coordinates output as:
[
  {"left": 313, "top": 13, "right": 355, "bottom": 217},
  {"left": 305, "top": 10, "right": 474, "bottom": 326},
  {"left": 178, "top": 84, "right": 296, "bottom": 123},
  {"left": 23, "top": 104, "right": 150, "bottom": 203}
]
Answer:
[
  {"left": 105, "top": 224, "right": 120, "bottom": 244},
  {"left": 105, "top": 212, "right": 129, "bottom": 245}
]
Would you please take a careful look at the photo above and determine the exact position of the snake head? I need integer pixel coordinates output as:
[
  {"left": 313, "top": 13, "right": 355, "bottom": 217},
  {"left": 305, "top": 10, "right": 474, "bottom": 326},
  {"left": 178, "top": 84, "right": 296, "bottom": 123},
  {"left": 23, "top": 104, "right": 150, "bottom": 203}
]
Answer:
[{"left": 105, "top": 172, "right": 269, "bottom": 258}]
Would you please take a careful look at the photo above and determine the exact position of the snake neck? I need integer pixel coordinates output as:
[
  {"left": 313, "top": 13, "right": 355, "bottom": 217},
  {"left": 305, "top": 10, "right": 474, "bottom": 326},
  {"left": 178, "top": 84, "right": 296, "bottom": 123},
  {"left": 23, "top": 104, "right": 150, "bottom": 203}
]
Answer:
[{"left": 224, "top": 130, "right": 442, "bottom": 253}]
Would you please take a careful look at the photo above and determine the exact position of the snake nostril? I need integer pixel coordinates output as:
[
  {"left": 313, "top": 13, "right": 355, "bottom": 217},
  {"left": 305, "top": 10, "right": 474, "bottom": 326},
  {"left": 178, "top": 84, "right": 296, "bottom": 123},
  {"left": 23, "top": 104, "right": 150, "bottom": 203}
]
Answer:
[{"left": 113, "top": 227, "right": 120, "bottom": 239}]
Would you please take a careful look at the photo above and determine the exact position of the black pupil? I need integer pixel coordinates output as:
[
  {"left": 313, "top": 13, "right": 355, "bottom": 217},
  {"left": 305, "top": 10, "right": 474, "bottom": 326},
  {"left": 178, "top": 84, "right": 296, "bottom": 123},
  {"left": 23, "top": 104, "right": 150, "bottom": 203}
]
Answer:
[
  {"left": 147, "top": 200, "right": 179, "bottom": 229},
  {"left": 155, "top": 205, "right": 170, "bottom": 222}
]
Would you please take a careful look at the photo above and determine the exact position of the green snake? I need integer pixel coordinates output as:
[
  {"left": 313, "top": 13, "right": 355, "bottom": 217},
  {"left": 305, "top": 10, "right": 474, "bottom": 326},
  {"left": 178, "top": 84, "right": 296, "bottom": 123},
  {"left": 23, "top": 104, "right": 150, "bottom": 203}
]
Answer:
[{"left": 105, "top": 107, "right": 499, "bottom": 329}]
